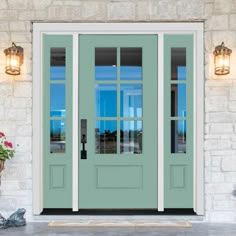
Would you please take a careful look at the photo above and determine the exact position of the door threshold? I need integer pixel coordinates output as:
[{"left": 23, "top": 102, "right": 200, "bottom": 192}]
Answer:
[{"left": 41, "top": 209, "right": 195, "bottom": 215}]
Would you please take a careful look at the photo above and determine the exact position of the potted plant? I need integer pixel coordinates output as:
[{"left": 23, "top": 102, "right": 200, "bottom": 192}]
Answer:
[{"left": 0, "top": 132, "right": 15, "bottom": 173}]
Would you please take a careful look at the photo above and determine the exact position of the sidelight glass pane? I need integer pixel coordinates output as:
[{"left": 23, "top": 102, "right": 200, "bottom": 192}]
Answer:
[
  {"left": 95, "top": 84, "right": 117, "bottom": 117},
  {"left": 120, "top": 48, "right": 142, "bottom": 80},
  {"left": 171, "top": 48, "right": 186, "bottom": 81},
  {"left": 50, "top": 48, "right": 66, "bottom": 80},
  {"left": 120, "top": 120, "right": 142, "bottom": 154},
  {"left": 95, "top": 48, "right": 117, "bottom": 80},
  {"left": 95, "top": 120, "right": 117, "bottom": 154},
  {"left": 50, "top": 120, "right": 66, "bottom": 153},
  {"left": 171, "top": 120, "right": 186, "bottom": 153},
  {"left": 50, "top": 84, "right": 66, "bottom": 117},
  {"left": 120, "top": 84, "right": 142, "bottom": 118},
  {"left": 50, "top": 67, "right": 66, "bottom": 81},
  {"left": 171, "top": 84, "right": 186, "bottom": 117},
  {"left": 177, "top": 66, "right": 186, "bottom": 81}
]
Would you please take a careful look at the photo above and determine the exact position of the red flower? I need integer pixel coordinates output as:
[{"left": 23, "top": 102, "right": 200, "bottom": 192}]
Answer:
[
  {"left": 8, "top": 142, "right": 13, "bottom": 148},
  {"left": 4, "top": 141, "right": 13, "bottom": 148},
  {"left": 0, "top": 132, "right": 5, "bottom": 137}
]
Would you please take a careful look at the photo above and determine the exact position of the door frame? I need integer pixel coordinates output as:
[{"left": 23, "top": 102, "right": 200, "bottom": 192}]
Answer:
[{"left": 33, "top": 22, "right": 204, "bottom": 215}]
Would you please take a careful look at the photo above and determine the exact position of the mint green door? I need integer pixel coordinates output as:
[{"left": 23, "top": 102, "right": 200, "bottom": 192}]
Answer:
[
  {"left": 43, "top": 35, "right": 73, "bottom": 208},
  {"left": 79, "top": 35, "right": 158, "bottom": 209},
  {"left": 42, "top": 33, "right": 194, "bottom": 210},
  {"left": 164, "top": 35, "right": 194, "bottom": 208}
]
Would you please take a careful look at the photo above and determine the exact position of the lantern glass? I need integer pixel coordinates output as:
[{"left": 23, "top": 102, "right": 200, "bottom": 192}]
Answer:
[
  {"left": 4, "top": 42, "right": 23, "bottom": 75},
  {"left": 214, "top": 54, "right": 230, "bottom": 75},
  {"left": 213, "top": 42, "right": 232, "bottom": 75}
]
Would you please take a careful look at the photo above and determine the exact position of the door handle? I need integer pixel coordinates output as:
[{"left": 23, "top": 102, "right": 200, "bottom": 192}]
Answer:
[{"left": 81, "top": 119, "right": 87, "bottom": 159}]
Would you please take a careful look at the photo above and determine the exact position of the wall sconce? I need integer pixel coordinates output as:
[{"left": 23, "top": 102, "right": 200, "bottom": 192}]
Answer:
[
  {"left": 4, "top": 42, "right": 23, "bottom": 75},
  {"left": 213, "top": 42, "right": 232, "bottom": 75}
]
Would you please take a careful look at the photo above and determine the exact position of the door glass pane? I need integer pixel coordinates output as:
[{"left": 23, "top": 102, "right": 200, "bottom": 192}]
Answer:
[
  {"left": 50, "top": 48, "right": 66, "bottom": 80},
  {"left": 95, "top": 84, "right": 117, "bottom": 117},
  {"left": 95, "top": 48, "right": 117, "bottom": 81},
  {"left": 120, "top": 48, "right": 142, "bottom": 80},
  {"left": 50, "top": 84, "right": 66, "bottom": 117},
  {"left": 120, "top": 84, "right": 142, "bottom": 118},
  {"left": 50, "top": 120, "right": 66, "bottom": 153},
  {"left": 120, "top": 120, "right": 142, "bottom": 154},
  {"left": 171, "top": 120, "right": 186, "bottom": 153},
  {"left": 171, "top": 48, "right": 186, "bottom": 80},
  {"left": 95, "top": 120, "right": 117, "bottom": 154},
  {"left": 171, "top": 84, "right": 186, "bottom": 117}
]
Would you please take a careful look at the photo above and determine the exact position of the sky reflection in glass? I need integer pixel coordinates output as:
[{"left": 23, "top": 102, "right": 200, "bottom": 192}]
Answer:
[
  {"left": 95, "top": 120, "right": 117, "bottom": 135},
  {"left": 120, "top": 66, "right": 142, "bottom": 80},
  {"left": 177, "top": 66, "right": 186, "bottom": 80},
  {"left": 50, "top": 66, "right": 66, "bottom": 80},
  {"left": 95, "top": 66, "right": 117, "bottom": 80},
  {"left": 120, "top": 84, "right": 142, "bottom": 118},
  {"left": 50, "top": 84, "right": 65, "bottom": 117},
  {"left": 95, "top": 66, "right": 142, "bottom": 81},
  {"left": 95, "top": 84, "right": 117, "bottom": 117}
]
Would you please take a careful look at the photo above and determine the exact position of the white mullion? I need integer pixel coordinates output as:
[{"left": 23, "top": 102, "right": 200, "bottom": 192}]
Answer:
[
  {"left": 158, "top": 33, "right": 164, "bottom": 212},
  {"left": 32, "top": 29, "right": 43, "bottom": 215},
  {"left": 72, "top": 33, "right": 79, "bottom": 211}
]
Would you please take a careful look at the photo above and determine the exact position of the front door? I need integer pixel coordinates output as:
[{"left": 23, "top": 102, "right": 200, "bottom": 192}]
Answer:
[
  {"left": 42, "top": 32, "right": 194, "bottom": 211},
  {"left": 79, "top": 35, "right": 158, "bottom": 209}
]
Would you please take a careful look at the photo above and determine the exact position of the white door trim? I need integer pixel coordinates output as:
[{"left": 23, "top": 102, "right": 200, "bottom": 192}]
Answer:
[
  {"left": 194, "top": 25, "right": 204, "bottom": 214},
  {"left": 33, "top": 23, "right": 204, "bottom": 215},
  {"left": 72, "top": 33, "right": 79, "bottom": 212},
  {"left": 157, "top": 32, "right": 164, "bottom": 212},
  {"left": 33, "top": 25, "right": 43, "bottom": 215}
]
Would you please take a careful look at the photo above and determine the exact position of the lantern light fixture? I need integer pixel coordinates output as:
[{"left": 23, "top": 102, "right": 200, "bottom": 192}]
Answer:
[
  {"left": 213, "top": 42, "right": 232, "bottom": 75},
  {"left": 4, "top": 42, "right": 23, "bottom": 75}
]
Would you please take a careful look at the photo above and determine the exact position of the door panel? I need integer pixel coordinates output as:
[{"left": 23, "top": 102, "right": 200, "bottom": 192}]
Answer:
[
  {"left": 79, "top": 35, "right": 158, "bottom": 209},
  {"left": 96, "top": 165, "right": 143, "bottom": 189},
  {"left": 43, "top": 35, "right": 73, "bottom": 208},
  {"left": 164, "top": 35, "right": 193, "bottom": 208}
]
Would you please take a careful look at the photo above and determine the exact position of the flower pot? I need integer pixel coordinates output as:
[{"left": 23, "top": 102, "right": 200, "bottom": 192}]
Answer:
[{"left": 0, "top": 159, "right": 5, "bottom": 173}]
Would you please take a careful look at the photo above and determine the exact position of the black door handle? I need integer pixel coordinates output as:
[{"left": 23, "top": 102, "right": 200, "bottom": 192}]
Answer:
[{"left": 81, "top": 119, "right": 87, "bottom": 159}]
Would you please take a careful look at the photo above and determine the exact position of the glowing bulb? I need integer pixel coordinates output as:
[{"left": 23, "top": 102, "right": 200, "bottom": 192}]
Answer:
[{"left": 11, "top": 59, "right": 18, "bottom": 67}]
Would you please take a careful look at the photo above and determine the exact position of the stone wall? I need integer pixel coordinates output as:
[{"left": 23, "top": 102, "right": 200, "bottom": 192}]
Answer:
[
  {"left": 0, "top": 0, "right": 235, "bottom": 222},
  {"left": 204, "top": 0, "right": 236, "bottom": 222}
]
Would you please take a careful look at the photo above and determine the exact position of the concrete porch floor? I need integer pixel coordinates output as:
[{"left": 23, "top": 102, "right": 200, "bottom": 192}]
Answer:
[{"left": 1, "top": 223, "right": 236, "bottom": 236}]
